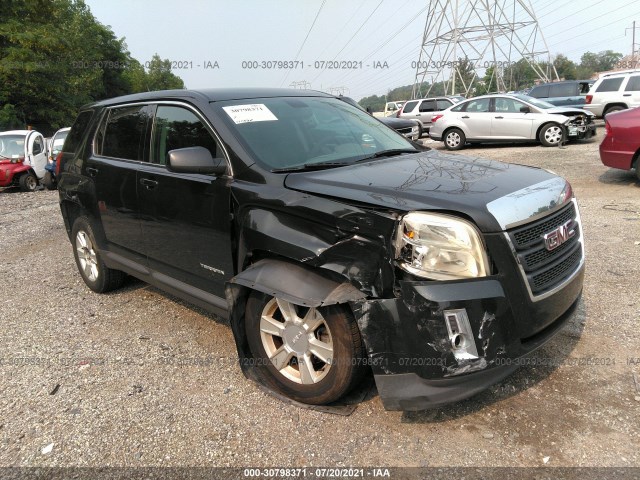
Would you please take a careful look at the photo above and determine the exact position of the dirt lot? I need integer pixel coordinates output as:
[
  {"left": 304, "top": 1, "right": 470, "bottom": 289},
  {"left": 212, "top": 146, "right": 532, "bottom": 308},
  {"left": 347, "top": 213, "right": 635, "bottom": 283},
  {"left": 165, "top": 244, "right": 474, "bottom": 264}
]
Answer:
[{"left": 0, "top": 127, "right": 638, "bottom": 469}]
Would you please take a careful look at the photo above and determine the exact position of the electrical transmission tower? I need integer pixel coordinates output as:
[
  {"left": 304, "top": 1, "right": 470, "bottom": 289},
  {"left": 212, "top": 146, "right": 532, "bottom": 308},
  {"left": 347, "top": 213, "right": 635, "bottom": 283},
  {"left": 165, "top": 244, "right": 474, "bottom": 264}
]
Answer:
[{"left": 411, "top": 0, "right": 558, "bottom": 99}]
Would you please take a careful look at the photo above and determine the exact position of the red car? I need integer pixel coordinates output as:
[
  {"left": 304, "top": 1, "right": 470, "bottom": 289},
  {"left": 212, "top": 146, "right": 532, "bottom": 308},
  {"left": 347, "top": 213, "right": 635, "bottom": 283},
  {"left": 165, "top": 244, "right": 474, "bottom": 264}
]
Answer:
[{"left": 599, "top": 107, "right": 640, "bottom": 179}]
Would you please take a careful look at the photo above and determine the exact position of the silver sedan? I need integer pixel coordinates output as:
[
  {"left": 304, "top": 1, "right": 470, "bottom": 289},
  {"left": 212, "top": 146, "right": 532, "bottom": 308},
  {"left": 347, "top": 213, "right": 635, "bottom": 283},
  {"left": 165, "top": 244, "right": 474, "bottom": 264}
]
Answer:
[{"left": 429, "top": 94, "right": 596, "bottom": 150}]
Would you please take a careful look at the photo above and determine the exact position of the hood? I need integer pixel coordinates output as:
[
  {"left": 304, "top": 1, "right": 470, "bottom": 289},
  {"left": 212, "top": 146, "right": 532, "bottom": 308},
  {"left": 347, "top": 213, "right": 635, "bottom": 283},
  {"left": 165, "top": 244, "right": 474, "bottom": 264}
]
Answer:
[
  {"left": 545, "top": 107, "right": 593, "bottom": 117},
  {"left": 284, "top": 150, "right": 569, "bottom": 232}
]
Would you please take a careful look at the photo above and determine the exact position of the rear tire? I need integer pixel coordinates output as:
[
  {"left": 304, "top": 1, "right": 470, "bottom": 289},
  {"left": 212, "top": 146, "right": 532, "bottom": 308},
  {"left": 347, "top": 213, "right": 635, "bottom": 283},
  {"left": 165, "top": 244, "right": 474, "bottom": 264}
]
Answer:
[
  {"left": 603, "top": 106, "right": 625, "bottom": 117},
  {"left": 71, "top": 216, "right": 126, "bottom": 293},
  {"left": 245, "top": 291, "right": 367, "bottom": 405},
  {"left": 19, "top": 172, "right": 38, "bottom": 192},
  {"left": 43, "top": 171, "right": 56, "bottom": 190},
  {"left": 443, "top": 128, "right": 465, "bottom": 150}
]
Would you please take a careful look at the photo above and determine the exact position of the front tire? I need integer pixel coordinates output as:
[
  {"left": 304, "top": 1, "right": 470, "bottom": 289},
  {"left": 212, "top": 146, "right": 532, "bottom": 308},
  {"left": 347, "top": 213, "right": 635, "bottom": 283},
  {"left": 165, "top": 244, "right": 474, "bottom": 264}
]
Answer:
[
  {"left": 72, "top": 216, "right": 126, "bottom": 293},
  {"left": 245, "top": 291, "right": 367, "bottom": 405},
  {"left": 539, "top": 123, "right": 563, "bottom": 147},
  {"left": 19, "top": 172, "right": 38, "bottom": 192},
  {"left": 443, "top": 128, "right": 465, "bottom": 150}
]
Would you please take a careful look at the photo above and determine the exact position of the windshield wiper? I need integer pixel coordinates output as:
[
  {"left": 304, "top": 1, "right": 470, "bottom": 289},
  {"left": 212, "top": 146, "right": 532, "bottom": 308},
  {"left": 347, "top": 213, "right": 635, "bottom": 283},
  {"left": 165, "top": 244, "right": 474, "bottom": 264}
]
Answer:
[
  {"left": 355, "top": 149, "right": 419, "bottom": 162},
  {"left": 271, "top": 162, "right": 349, "bottom": 173}
]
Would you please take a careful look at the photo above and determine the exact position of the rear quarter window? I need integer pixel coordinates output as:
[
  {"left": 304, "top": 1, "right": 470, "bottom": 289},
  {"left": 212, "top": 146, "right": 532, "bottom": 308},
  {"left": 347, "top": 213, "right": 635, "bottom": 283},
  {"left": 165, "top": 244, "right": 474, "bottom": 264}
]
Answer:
[{"left": 64, "top": 110, "right": 94, "bottom": 154}]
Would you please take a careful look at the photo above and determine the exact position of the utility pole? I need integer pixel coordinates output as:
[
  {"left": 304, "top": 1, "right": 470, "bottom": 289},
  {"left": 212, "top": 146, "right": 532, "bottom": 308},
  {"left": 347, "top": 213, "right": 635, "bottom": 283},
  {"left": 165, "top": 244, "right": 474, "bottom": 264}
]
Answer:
[{"left": 626, "top": 21, "right": 640, "bottom": 61}]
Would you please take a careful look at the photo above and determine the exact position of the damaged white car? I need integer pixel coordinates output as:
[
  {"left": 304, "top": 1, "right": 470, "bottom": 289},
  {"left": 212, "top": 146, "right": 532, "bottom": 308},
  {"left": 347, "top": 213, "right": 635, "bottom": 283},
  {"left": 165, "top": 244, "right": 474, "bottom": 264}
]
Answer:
[{"left": 429, "top": 94, "right": 596, "bottom": 150}]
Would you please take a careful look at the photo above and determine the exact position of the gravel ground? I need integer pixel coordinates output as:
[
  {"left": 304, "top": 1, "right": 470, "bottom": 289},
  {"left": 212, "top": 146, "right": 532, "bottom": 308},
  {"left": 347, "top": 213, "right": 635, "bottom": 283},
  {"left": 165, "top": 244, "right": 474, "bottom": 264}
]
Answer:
[{"left": 0, "top": 127, "right": 638, "bottom": 469}]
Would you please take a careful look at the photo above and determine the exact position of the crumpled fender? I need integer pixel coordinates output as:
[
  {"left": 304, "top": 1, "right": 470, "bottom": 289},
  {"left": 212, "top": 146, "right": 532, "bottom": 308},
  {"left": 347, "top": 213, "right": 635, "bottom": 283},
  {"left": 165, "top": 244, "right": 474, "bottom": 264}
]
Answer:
[{"left": 224, "top": 258, "right": 365, "bottom": 377}]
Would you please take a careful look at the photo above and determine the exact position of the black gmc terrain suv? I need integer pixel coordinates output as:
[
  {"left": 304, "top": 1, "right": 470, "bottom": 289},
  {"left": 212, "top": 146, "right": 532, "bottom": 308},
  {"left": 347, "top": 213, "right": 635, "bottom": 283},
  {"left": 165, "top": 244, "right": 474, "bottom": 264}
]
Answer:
[{"left": 58, "top": 88, "right": 584, "bottom": 410}]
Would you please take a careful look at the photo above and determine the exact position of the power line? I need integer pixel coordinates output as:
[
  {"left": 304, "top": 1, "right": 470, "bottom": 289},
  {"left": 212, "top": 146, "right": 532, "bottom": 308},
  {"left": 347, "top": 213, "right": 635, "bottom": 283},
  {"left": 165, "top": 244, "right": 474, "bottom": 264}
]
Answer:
[
  {"left": 310, "top": 0, "right": 385, "bottom": 85},
  {"left": 545, "top": 1, "right": 639, "bottom": 40},
  {"left": 280, "top": 0, "right": 327, "bottom": 87}
]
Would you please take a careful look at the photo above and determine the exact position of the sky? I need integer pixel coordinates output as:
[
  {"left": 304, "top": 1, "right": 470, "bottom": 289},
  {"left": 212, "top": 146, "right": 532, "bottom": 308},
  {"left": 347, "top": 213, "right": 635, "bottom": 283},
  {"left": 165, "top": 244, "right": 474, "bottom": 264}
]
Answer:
[{"left": 85, "top": 0, "right": 640, "bottom": 100}]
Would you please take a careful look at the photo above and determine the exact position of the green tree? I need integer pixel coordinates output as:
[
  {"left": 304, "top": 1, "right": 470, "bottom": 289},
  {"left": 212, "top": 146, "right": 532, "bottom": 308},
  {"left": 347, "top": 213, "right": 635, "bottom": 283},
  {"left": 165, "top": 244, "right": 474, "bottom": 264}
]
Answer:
[
  {"left": 553, "top": 54, "right": 577, "bottom": 80},
  {"left": 143, "top": 54, "right": 185, "bottom": 91},
  {"left": 0, "top": 1, "right": 185, "bottom": 133}
]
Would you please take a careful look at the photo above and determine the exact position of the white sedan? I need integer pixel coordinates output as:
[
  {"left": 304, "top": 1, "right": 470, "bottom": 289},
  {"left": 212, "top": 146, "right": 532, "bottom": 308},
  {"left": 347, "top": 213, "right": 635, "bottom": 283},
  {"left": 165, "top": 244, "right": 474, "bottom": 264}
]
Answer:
[{"left": 429, "top": 94, "right": 597, "bottom": 150}]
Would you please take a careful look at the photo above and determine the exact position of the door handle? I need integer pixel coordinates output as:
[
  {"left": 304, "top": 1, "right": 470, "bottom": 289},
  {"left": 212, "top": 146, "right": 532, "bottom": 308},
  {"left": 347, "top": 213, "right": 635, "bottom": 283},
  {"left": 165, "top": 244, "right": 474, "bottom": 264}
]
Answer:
[
  {"left": 623, "top": 93, "right": 631, "bottom": 96},
  {"left": 495, "top": 116, "right": 504, "bottom": 119},
  {"left": 461, "top": 115, "right": 470, "bottom": 119},
  {"left": 86, "top": 167, "right": 99, "bottom": 177},
  {"left": 416, "top": 113, "right": 421, "bottom": 116},
  {"left": 140, "top": 178, "right": 159, "bottom": 190}
]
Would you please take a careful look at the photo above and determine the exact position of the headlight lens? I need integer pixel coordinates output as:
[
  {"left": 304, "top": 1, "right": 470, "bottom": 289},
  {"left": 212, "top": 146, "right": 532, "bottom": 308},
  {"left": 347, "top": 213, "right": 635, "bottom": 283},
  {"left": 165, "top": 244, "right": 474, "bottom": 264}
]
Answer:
[{"left": 395, "top": 212, "right": 490, "bottom": 280}]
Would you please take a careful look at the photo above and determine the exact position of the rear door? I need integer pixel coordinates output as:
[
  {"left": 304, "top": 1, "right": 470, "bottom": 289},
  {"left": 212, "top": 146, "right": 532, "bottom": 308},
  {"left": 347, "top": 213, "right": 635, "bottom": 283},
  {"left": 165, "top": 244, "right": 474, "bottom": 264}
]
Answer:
[
  {"left": 454, "top": 97, "right": 492, "bottom": 138},
  {"left": 138, "top": 103, "right": 234, "bottom": 298},
  {"left": 88, "top": 104, "right": 153, "bottom": 260}
]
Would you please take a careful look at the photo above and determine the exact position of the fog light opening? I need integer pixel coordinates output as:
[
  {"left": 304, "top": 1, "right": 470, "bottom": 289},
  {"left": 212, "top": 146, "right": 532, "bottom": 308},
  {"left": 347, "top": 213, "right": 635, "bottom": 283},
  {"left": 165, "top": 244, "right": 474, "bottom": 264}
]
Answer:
[{"left": 444, "top": 309, "right": 479, "bottom": 360}]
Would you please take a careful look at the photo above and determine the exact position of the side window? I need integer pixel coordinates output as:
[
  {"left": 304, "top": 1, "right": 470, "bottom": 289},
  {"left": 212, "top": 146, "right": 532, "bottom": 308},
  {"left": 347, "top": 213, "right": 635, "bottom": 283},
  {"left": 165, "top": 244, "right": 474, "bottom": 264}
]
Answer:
[
  {"left": 494, "top": 98, "right": 527, "bottom": 113},
  {"left": 450, "top": 103, "right": 465, "bottom": 112},
  {"left": 151, "top": 105, "right": 221, "bottom": 166},
  {"left": 463, "top": 98, "right": 490, "bottom": 112},
  {"left": 436, "top": 99, "right": 452, "bottom": 110},
  {"left": 98, "top": 105, "right": 150, "bottom": 161},
  {"left": 529, "top": 85, "right": 549, "bottom": 98},
  {"left": 33, "top": 136, "right": 44, "bottom": 155},
  {"left": 419, "top": 100, "right": 436, "bottom": 112},
  {"left": 625, "top": 76, "right": 640, "bottom": 91},
  {"left": 402, "top": 101, "right": 418, "bottom": 113},
  {"left": 596, "top": 78, "right": 624, "bottom": 92},
  {"left": 549, "top": 83, "right": 576, "bottom": 97}
]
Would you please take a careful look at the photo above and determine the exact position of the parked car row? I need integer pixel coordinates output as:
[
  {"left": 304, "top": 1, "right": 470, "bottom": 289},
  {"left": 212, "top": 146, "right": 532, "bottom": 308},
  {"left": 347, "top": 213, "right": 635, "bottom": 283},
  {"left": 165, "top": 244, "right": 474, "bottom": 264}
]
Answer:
[
  {"left": 428, "top": 94, "right": 596, "bottom": 150},
  {"left": 0, "top": 127, "right": 69, "bottom": 191}
]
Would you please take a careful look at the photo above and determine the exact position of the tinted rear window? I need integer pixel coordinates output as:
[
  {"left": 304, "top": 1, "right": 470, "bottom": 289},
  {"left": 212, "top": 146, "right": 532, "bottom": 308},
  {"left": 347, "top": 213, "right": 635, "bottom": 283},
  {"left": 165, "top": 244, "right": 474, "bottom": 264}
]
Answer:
[
  {"left": 549, "top": 83, "right": 577, "bottom": 97},
  {"left": 596, "top": 78, "right": 624, "bottom": 92},
  {"left": 529, "top": 85, "right": 549, "bottom": 98},
  {"left": 65, "top": 111, "right": 94, "bottom": 154}
]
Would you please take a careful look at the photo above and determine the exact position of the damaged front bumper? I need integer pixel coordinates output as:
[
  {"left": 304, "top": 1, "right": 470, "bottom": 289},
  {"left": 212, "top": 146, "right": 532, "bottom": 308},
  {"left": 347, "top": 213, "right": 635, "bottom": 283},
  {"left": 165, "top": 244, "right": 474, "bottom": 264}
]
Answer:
[
  {"left": 565, "top": 117, "right": 597, "bottom": 140},
  {"left": 351, "top": 266, "right": 584, "bottom": 411}
]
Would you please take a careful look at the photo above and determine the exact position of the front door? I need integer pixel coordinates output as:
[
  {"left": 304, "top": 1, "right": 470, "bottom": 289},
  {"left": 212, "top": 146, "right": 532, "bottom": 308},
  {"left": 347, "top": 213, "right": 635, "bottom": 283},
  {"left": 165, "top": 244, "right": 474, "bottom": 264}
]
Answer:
[
  {"left": 490, "top": 97, "right": 535, "bottom": 139},
  {"left": 138, "top": 104, "right": 234, "bottom": 298},
  {"left": 26, "top": 132, "right": 47, "bottom": 178}
]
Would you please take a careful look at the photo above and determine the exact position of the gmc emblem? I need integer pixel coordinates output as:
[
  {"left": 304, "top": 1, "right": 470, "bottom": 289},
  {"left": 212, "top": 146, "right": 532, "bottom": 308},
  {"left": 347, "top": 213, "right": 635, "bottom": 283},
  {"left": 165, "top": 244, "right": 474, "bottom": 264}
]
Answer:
[{"left": 543, "top": 220, "right": 575, "bottom": 251}]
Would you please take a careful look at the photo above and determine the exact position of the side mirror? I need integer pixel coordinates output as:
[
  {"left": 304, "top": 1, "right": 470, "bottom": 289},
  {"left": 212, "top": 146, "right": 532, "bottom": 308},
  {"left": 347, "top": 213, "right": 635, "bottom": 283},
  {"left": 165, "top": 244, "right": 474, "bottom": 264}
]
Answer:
[
  {"left": 520, "top": 106, "right": 531, "bottom": 113},
  {"left": 167, "top": 146, "right": 226, "bottom": 175}
]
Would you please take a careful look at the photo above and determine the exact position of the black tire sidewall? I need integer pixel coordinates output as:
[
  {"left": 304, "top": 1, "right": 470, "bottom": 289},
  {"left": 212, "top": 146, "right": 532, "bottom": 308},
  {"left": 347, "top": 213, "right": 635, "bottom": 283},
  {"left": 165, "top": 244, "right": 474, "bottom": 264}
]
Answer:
[
  {"left": 19, "top": 173, "right": 37, "bottom": 192},
  {"left": 244, "top": 291, "right": 363, "bottom": 405}
]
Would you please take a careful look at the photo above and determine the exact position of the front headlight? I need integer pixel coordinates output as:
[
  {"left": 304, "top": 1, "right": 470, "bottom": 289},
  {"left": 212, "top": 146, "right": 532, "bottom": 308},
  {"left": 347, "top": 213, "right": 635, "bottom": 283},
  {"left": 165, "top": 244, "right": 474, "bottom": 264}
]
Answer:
[{"left": 395, "top": 212, "right": 490, "bottom": 280}]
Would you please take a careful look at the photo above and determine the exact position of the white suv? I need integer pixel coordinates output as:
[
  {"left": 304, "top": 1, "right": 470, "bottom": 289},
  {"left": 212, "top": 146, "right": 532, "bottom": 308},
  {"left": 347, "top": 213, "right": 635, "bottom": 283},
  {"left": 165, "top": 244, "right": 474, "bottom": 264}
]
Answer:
[{"left": 584, "top": 69, "right": 640, "bottom": 117}]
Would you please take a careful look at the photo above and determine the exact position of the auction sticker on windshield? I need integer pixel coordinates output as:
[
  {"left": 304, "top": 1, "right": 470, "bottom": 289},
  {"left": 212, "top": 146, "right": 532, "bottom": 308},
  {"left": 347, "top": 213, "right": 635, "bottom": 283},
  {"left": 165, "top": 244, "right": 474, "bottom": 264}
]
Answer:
[{"left": 222, "top": 104, "right": 278, "bottom": 124}]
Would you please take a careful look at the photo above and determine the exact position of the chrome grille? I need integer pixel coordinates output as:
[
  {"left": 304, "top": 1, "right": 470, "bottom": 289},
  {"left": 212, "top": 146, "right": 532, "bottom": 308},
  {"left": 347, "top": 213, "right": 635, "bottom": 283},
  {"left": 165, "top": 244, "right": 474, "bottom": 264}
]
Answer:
[{"left": 508, "top": 201, "right": 583, "bottom": 296}]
